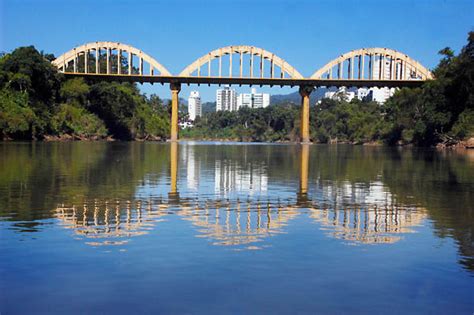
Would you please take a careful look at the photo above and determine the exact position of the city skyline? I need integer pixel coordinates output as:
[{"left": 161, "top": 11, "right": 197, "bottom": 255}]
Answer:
[{"left": 2, "top": 0, "right": 473, "bottom": 101}]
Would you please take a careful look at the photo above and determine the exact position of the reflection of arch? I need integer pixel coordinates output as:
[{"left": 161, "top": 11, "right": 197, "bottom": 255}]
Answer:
[
  {"left": 309, "top": 205, "right": 426, "bottom": 244},
  {"left": 178, "top": 199, "right": 300, "bottom": 248},
  {"left": 311, "top": 48, "right": 432, "bottom": 80},
  {"left": 55, "top": 199, "right": 168, "bottom": 246},
  {"left": 179, "top": 45, "right": 303, "bottom": 79},
  {"left": 52, "top": 41, "right": 171, "bottom": 76}
]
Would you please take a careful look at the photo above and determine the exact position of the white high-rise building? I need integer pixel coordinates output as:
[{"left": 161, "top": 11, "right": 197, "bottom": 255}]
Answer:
[
  {"left": 367, "top": 87, "right": 396, "bottom": 104},
  {"left": 357, "top": 88, "right": 370, "bottom": 100},
  {"left": 324, "top": 87, "right": 355, "bottom": 102},
  {"left": 237, "top": 88, "right": 270, "bottom": 109},
  {"left": 322, "top": 86, "right": 395, "bottom": 104},
  {"left": 368, "top": 58, "right": 396, "bottom": 104},
  {"left": 216, "top": 86, "right": 237, "bottom": 111},
  {"left": 188, "top": 91, "right": 201, "bottom": 121}
]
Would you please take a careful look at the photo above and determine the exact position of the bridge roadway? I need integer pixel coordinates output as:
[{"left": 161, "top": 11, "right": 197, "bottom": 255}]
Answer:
[
  {"left": 62, "top": 72, "right": 424, "bottom": 88},
  {"left": 54, "top": 43, "right": 433, "bottom": 142}
]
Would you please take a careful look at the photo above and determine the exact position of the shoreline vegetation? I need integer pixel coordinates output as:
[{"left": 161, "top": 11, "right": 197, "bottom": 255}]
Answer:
[{"left": 1, "top": 32, "right": 473, "bottom": 148}]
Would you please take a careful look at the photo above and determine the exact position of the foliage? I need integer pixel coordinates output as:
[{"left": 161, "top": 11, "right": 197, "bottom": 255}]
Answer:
[
  {"left": 0, "top": 32, "right": 473, "bottom": 144},
  {"left": 130, "top": 100, "right": 170, "bottom": 139},
  {"left": 0, "top": 89, "right": 38, "bottom": 139},
  {"left": 310, "top": 99, "right": 383, "bottom": 143},
  {"left": 182, "top": 104, "right": 300, "bottom": 141},
  {"left": 50, "top": 103, "right": 107, "bottom": 138},
  {"left": 185, "top": 33, "right": 473, "bottom": 145},
  {"left": 383, "top": 31, "right": 474, "bottom": 145},
  {"left": 60, "top": 77, "right": 90, "bottom": 105},
  {"left": 0, "top": 46, "right": 170, "bottom": 140}
]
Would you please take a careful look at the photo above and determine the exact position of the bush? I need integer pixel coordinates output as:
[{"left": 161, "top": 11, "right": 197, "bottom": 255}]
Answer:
[
  {"left": 0, "top": 89, "right": 38, "bottom": 139},
  {"left": 51, "top": 103, "right": 107, "bottom": 138},
  {"left": 451, "top": 109, "right": 474, "bottom": 139}
]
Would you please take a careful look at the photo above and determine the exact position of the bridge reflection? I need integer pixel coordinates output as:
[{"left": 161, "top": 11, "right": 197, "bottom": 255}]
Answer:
[
  {"left": 309, "top": 205, "right": 425, "bottom": 244},
  {"left": 55, "top": 199, "right": 169, "bottom": 246},
  {"left": 178, "top": 200, "right": 299, "bottom": 248},
  {"left": 54, "top": 143, "right": 426, "bottom": 248}
]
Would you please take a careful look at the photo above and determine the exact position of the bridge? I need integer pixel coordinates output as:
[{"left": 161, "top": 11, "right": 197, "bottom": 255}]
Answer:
[
  {"left": 54, "top": 142, "right": 427, "bottom": 248},
  {"left": 52, "top": 42, "right": 433, "bottom": 142}
]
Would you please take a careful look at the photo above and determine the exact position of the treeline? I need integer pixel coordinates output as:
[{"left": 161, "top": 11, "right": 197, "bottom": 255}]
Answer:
[
  {"left": 184, "top": 32, "right": 474, "bottom": 146},
  {"left": 0, "top": 46, "right": 170, "bottom": 140},
  {"left": 1, "top": 31, "right": 473, "bottom": 144},
  {"left": 181, "top": 105, "right": 301, "bottom": 141}
]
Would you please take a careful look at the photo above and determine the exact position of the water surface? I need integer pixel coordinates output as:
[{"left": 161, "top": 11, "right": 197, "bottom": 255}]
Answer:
[{"left": 1, "top": 142, "right": 473, "bottom": 314}]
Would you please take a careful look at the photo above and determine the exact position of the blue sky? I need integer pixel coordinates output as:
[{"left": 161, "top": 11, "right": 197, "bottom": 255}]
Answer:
[{"left": 1, "top": 0, "right": 473, "bottom": 101}]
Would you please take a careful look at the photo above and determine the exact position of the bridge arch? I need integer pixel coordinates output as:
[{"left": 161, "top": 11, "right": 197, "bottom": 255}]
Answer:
[
  {"left": 179, "top": 45, "right": 303, "bottom": 79},
  {"left": 311, "top": 47, "right": 432, "bottom": 80},
  {"left": 52, "top": 41, "right": 172, "bottom": 76}
]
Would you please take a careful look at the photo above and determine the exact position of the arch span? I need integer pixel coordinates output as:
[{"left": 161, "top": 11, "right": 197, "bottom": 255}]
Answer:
[
  {"left": 52, "top": 41, "right": 171, "bottom": 76},
  {"left": 179, "top": 45, "right": 303, "bottom": 79},
  {"left": 311, "top": 47, "right": 432, "bottom": 80}
]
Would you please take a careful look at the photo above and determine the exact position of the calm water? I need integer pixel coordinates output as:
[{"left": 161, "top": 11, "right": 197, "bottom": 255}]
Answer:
[{"left": 0, "top": 142, "right": 473, "bottom": 314}]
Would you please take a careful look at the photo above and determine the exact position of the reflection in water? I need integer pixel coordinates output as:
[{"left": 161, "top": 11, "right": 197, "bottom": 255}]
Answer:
[
  {"left": 214, "top": 160, "right": 268, "bottom": 196},
  {"left": 52, "top": 143, "right": 427, "bottom": 249},
  {"left": 2, "top": 142, "right": 473, "bottom": 314},
  {"left": 55, "top": 199, "right": 168, "bottom": 246},
  {"left": 309, "top": 205, "right": 426, "bottom": 244},
  {"left": 178, "top": 199, "right": 299, "bottom": 248}
]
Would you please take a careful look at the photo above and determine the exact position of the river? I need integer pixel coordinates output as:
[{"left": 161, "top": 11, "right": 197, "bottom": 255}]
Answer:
[{"left": 0, "top": 142, "right": 473, "bottom": 314}]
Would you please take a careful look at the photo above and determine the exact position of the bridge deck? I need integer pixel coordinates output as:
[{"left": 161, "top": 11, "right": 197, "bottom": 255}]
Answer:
[{"left": 63, "top": 73, "right": 425, "bottom": 88}]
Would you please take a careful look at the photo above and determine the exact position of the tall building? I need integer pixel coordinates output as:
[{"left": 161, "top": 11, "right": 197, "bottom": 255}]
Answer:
[
  {"left": 372, "top": 58, "right": 391, "bottom": 80},
  {"left": 367, "top": 87, "right": 396, "bottom": 104},
  {"left": 237, "top": 88, "right": 270, "bottom": 109},
  {"left": 188, "top": 91, "right": 201, "bottom": 121},
  {"left": 369, "top": 58, "right": 396, "bottom": 103},
  {"left": 216, "top": 86, "right": 237, "bottom": 111},
  {"left": 324, "top": 87, "right": 355, "bottom": 102},
  {"left": 322, "top": 86, "right": 395, "bottom": 104}
]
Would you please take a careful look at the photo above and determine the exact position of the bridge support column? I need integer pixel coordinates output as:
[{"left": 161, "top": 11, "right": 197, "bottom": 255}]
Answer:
[
  {"left": 299, "top": 85, "right": 314, "bottom": 143},
  {"left": 168, "top": 141, "right": 180, "bottom": 203},
  {"left": 297, "top": 144, "right": 310, "bottom": 205},
  {"left": 170, "top": 82, "right": 181, "bottom": 141}
]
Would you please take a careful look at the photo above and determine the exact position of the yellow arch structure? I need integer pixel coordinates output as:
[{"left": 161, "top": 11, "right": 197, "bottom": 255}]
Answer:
[
  {"left": 52, "top": 41, "right": 171, "bottom": 76},
  {"left": 179, "top": 45, "right": 303, "bottom": 79},
  {"left": 311, "top": 47, "right": 433, "bottom": 80}
]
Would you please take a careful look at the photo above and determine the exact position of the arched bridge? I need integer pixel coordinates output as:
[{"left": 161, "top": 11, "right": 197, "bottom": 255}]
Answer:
[{"left": 52, "top": 41, "right": 433, "bottom": 142}]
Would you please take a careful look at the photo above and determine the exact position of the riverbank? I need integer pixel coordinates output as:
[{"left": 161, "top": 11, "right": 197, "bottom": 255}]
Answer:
[{"left": 8, "top": 135, "right": 473, "bottom": 149}]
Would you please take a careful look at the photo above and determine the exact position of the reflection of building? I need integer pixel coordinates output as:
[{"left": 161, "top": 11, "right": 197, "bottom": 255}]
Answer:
[
  {"left": 237, "top": 88, "right": 270, "bottom": 109},
  {"left": 55, "top": 199, "right": 168, "bottom": 246},
  {"left": 320, "top": 180, "right": 393, "bottom": 205},
  {"left": 214, "top": 159, "right": 268, "bottom": 195},
  {"left": 55, "top": 144, "right": 427, "bottom": 250},
  {"left": 182, "top": 145, "right": 200, "bottom": 191},
  {"left": 216, "top": 86, "right": 237, "bottom": 111},
  {"left": 188, "top": 91, "right": 201, "bottom": 121}
]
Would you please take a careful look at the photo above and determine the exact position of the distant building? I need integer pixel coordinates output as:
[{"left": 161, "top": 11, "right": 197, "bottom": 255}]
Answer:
[
  {"left": 179, "top": 121, "right": 193, "bottom": 129},
  {"left": 366, "top": 87, "right": 396, "bottom": 104},
  {"left": 237, "top": 88, "right": 270, "bottom": 109},
  {"left": 357, "top": 88, "right": 370, "bottom": 100},
  {"left": 188, "top": 91, "right": 201, "bottom": 120},
  {"left": 368, "top": 59, "right": 397, "bottom": 103},
  {"left": 324, "top": 87, "right": 355, "bottom": 102},
  {"left": 216, "top": 86, "right": 237, "bottom": 111},
  {"left": 323, "top": 86, "right": 395, "bottom": 104}
]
